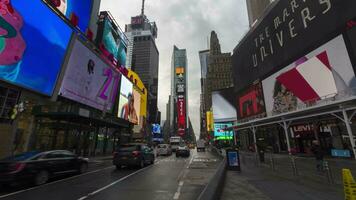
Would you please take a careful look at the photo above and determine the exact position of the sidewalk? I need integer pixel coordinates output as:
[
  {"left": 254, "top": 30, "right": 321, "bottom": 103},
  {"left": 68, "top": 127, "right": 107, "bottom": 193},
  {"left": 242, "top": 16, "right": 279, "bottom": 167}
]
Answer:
[{"left": 220, "top": 158, "right": 343, "bottom": 200}]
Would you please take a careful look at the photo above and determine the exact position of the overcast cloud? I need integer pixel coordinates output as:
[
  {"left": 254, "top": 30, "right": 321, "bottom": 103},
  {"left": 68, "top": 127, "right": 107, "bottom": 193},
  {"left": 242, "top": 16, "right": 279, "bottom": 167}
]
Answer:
[{"left": 100, "top": 0, "right": 249, "bottom": 136}]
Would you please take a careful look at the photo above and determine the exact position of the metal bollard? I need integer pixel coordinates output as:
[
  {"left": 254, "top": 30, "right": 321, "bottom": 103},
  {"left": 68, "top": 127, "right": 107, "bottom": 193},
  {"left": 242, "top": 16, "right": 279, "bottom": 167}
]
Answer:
[
  {"left": 270, "top": 154, "right": 275, "bottom": 171},
  {"left": 291, "top": 156, "right": 298, "bottom": 176},
  {"left": 323, "top": 161, "right": 334, "bottom": 184}
]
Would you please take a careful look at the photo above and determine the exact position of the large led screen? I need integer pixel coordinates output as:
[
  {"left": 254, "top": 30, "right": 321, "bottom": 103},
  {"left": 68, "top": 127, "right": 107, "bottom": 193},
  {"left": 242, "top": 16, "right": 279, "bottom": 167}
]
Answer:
[
  {"left": 59, "top": 39, "right": 121, "bottom": 111},
  {"left": 48, "top": 0, "right": 93, "bottom": 31},
  {"left": 214, "top": 123, "right": 233, "bottom": 138},
  {"left": 262, "top": 35, "right": 356, "bottom": 117},
  {"left": 212, "top": 88, "right": 236, "bottom": 122},
  {"left": 118, "top": 76, "right": 135, "bottom": 122},
  {"left": 132, "top": 89, "right": 141, "bottom": 125},
  {"left": 236, "top": 82, "right": 266, "bottom": 120},
  {"left": 0, "top": 0, "right": 72, "bottom": 95}
]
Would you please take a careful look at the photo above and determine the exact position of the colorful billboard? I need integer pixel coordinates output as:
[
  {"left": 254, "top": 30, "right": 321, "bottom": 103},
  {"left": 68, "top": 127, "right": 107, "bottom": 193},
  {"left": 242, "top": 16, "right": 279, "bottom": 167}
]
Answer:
[
  {"left": 132, "top": 89, "right": 141, "bottom": 125},
  {"left": 262, "top": 35, "right": 356, "bottom": 116},
  {"left": 0, "top": 0, "right": 72, "bottom": 95},
  {"left": 177, "top": 97, "right": 186, "bottom": 136},
  {"left": 59, "top": 38, "right": 121, "bottom": 111},
  {"left": 117, "top": 76, "right": 135, "bottom": 122},
  {"left": 46, "top": 0, "right": 93, "bottom": 32},
  {"left": 232, "top": 0, "right": 356, "bottom": 92},
  {"left": 214, "top": 123, "right": 233, "bottom": 139},
  {"left": 236, "top": 82, "right": 266, "bottom": 120},
  {"left": 206, "top": 111, "right": 214, "bottom": 132},
  {"left": 212, "top": 88, "right": 236, "bottom": 122}
]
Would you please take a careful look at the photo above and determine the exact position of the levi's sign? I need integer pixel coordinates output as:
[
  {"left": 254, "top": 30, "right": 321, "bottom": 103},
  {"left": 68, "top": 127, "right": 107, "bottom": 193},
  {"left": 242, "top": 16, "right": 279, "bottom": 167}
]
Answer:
[{"left": 232, "top": 0, "right": 356, "bottom": 91}]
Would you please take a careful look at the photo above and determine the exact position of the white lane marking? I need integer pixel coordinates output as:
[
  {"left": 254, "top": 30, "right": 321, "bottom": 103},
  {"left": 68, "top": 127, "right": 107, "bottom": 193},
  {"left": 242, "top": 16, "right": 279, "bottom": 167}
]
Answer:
[
  {"left": 173, "top": 181, "right": 184, "bottom": 200},
  {"left": 77, "top": 159, "right": 167, "bottom": 200},
  {"left": 0, "top": 166, "right": 115, "bottom": 199},
  {"left": 173, "top": 156, "right": 194, "bottom": 200}
]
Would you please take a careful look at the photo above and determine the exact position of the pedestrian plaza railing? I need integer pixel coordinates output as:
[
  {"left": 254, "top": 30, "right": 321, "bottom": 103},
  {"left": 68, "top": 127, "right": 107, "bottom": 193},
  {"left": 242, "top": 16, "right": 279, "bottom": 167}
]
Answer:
[{"left": 240, "top": 151, "right": 356, "bottom": 186}]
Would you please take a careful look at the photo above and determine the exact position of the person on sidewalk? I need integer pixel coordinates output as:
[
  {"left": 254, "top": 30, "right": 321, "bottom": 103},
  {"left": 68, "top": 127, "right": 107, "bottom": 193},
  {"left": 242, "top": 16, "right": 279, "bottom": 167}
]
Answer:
[{"left": 311, "top": 140, "right": 324, "bottom": 172}]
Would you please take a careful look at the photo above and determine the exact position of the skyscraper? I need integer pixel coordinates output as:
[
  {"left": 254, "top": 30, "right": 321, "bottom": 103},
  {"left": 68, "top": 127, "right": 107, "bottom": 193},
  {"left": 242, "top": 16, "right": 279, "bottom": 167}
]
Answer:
[
  {"left": 246, "top": 0, "right": 274, "bottom": 26},
  {"left": 170, "top": 46, "right": 189, "bottom": 138},
  {"left": 125, "top": 0, "right": 159, "bottom": 123}
]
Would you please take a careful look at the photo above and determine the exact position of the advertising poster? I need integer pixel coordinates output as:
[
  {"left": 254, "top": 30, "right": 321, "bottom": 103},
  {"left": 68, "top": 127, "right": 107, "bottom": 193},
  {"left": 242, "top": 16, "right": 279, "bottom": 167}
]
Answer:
[
  {"left": 177, "top": 97, "right": 186, "bottom": 136},
  {"left": 262, "top": 35, "right": 356, "bottom": 116},
  {"left": 132, "top": 89, "right": 141, "bottom": 125},
  {"left": 47, "top": 0, "right": 93, "bottom": 31},
  {"left": 214, "top": 123, "right": 233, "bottom": 139},
  {"left": 0, "top": 0, "right": 72, "bottom": 95},
  {"left": 118, "top": 76, "right": 135, "bottom": 123},
  {"left": 212, "top": 88, "right": 236, "bottom": 122},
  {"left": 59, "top": 39, "right": 121, "bottom": 111},
  {"left": 228, "top": 151, "right": 239, "bottom": 167},
  {"left": 236, "top": 83, "right": 266, "bottom": 120}
]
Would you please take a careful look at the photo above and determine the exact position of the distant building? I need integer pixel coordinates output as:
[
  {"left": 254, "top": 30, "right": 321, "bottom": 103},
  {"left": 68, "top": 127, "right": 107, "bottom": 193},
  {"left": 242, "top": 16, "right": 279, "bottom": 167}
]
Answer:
[
  {"left": 246, "top": 0, "right": 274, "bottom": 26},
  {"left": 125, "top": 0, "right": 159, "bottom": 123}
]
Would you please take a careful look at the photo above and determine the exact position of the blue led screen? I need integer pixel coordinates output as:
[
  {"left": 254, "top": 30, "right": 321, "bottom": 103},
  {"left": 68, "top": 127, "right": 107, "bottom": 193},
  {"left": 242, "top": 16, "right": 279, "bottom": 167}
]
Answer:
[{"left": 0, "top": 0, "right": 72, "bottom": 95}]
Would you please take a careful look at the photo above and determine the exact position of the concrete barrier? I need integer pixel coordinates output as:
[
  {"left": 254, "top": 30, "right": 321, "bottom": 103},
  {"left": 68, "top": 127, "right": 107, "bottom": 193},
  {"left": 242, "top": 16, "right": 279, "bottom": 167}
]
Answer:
[{"left": 197, "top": 146, "right": 227, "bottom": 200}]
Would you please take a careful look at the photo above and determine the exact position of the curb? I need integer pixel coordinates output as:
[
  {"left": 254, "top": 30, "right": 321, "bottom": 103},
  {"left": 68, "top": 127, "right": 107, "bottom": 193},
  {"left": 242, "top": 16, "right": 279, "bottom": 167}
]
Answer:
[{"left": 197, "top": 147, "right": 227, "bottom": 200}]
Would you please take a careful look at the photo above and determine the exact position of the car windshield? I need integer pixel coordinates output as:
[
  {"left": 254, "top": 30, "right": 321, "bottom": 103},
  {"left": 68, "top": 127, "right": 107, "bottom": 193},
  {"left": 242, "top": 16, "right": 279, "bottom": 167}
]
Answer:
[
  {"left": 1, "top": 151, "right": 41, "bottom": 161},
  {"left": 118, "top": 145, "right": 140, "bottom": 152},
  {"left": 158, "top": 144, "right": 167, "bottom": 148}
]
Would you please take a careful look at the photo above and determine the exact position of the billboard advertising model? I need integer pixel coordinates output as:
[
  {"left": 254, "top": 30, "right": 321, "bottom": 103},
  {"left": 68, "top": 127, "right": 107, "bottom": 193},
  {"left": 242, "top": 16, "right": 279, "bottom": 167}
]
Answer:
[
  {"left": 212, "top": 88, "right": 237, "bottom": 122},
  {"left": 0, "top": 0, "right": 72, "bottom": 95},
  {"left": 118, "top": 76, "right": 136, "bottom": 123},
  {"left": 132, "top": 89, "right": 141, "bottom": 125},
  {"left": 262, "top": 35, "right": 356, "bottom": 116},
  {"left": 59, "top": 38, "right": 121, "bottom": 111},
  {"left": 47, "top": 0, "right": 93, "bottom": 32}
]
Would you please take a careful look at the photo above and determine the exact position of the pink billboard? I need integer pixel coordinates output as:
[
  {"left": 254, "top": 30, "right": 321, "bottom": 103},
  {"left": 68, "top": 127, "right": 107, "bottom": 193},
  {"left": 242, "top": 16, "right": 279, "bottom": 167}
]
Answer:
[
  {"left": 262, "top": 35, "right": 356, "bottom": 116},
  {"left": 59, "top": 38, "right": 121, "bottom": 111}
]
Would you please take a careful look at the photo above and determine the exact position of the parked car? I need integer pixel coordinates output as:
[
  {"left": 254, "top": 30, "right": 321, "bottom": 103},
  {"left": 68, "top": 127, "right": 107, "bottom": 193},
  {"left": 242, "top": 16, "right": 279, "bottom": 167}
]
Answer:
[
  {"left": 113, "top": 143, "right": 155, "bottom": 169},
  {"left": 0, "top": 150, "right": 89, "bottom": 186},
  {"left": 176, "top": 145, "right": 190, "bottom": 157},
  {"left": 157, "top": 144, "right": 172, "bottom": 156}
]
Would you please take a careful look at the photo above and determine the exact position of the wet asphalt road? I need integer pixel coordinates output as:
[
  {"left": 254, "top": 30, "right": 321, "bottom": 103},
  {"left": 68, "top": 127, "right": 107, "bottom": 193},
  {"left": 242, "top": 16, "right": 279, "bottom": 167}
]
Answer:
[{"left": 0, "top": 149, "right": 222, "bottom": 200}]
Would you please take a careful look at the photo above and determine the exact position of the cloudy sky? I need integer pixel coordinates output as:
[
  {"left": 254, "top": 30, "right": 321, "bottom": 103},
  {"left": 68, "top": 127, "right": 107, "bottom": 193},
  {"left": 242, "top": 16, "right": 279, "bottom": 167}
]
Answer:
[{"left": 100, "top": 0, "right": 249, "bottom": 136}]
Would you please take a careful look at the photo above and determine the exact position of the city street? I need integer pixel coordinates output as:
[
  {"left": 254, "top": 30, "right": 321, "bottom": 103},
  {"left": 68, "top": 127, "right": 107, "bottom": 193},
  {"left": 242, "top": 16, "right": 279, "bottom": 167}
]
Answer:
[{"left": 0, "top": 150, "right": 222, "bottom": 200}]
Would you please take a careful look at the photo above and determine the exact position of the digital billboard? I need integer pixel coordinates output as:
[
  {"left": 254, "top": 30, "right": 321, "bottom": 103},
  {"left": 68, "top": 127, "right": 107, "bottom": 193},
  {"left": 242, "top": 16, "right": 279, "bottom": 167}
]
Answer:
[
  {"left": 59, "top": 38, "right": 121, "bottom": 111},
  {"left": 236, "top": 82, "right": 266, "bottom": 120},
  {"left": 47, "top": 0, "right": 93, "bottom": 31},
  {"left": 152, "top": 124, "right": 161, "bottom": 134},
  {"left": 214, "top": 123, "right": 233, "bottom": 139},
  {"left": 177, "top": 97, "right": 186, "bottom": 136},
  {"left": 212, "top": 88, "right": 236, "bottom": 122},
  {"left": 232, "top": 0, "right": 356, "bottom": 92},
  {"left": 118, "top": 76, "right": 135, "bottom": 122},
  {"left": 262, "top": 35, "right": 356, "bottom": 116},
  {"left": 132, "top": 89, "right": 141, "bottom": 125},
  {"left": 97, "top": 11, "right": 127, "bottom": 67},
  {"left": 0, "top": 0, "right": 72, "bottom": 95}
]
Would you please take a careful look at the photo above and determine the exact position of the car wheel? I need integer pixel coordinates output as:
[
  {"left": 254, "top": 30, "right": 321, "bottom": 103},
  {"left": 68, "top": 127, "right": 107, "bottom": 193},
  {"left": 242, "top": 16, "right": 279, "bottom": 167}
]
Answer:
[
  {"left": 34, "top": 170, "right": 49, "bottom": 186},
  {"left": 79, "top": 163, "right": 88, "bottom": 174},
  {"left": 139, "top": 159, "right": 145, "bottom": 168},
  {"left": 116, "top": 165, "right": 121, "bottom": 170}
]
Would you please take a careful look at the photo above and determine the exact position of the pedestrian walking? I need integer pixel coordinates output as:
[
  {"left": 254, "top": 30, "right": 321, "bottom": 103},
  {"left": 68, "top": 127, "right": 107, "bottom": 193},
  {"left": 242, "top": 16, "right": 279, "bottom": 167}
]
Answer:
[{"left": 311, "top": 140, "right": 324, "bottom": 172}]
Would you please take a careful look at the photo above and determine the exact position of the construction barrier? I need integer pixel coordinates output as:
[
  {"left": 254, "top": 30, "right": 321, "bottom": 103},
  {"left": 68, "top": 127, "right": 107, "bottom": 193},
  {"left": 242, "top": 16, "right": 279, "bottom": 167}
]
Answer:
[{"left": 343, "top": 169, "right": 356, "bottom": 200}]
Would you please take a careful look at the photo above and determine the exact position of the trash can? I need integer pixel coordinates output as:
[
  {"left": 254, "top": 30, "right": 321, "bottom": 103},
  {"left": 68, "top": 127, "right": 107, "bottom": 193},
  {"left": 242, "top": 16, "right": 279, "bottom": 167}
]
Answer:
[{"left": 226, "top": 148, "right": 241, "bottom": 171}]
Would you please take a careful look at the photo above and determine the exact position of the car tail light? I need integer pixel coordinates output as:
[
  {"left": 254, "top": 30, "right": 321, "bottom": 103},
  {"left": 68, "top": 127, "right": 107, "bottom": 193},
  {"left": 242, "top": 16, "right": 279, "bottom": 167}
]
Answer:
[
  {"left": 132, "top": 151, "right": 141, "bottom": 157},
  {"left": 9, "top": 163, "right": 26, "bottom": 173}
]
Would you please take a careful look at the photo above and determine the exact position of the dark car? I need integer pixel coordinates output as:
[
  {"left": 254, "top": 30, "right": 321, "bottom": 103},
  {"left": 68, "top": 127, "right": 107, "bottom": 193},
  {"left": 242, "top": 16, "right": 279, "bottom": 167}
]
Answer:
[
  {"left": 0, "top": 150, "right": 88, "bottom": 186},
  {"left": 176, "top": 145, "right": 190, "bottom": 157},
  {"left": 113, "top": 143, "right": 155, "bottom": 169}
]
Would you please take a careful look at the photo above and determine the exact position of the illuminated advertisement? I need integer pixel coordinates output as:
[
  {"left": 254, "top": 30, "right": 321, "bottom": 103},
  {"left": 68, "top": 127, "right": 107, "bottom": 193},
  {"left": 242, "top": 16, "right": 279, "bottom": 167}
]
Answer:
[
  {"left": 212, "top": 88, "right": 236, "bottom": 122},
  {"left": 132, "top": 89, "right": 141, "bottom": 125},
  {"left": 236, "top": 82, "right": 266, "bottom": 120},
  {"left": 152, "top": 124, "right": 161, "bottom": 134},
  {"left": 214, "top": 123, "right": 233, "bottom": 139},
  {"left": 206, "top": 111, "right": 214, "bottom": 132},
  {"left": 47, "top": 0, "right": 93, "bottom": 31},
  {"left": 97, "top": 11, "right": 127, "bottom": 67},
  {"left": 262, "top": 35, "right": 356, "bottom": 116},
  {"left": 59, "top": 38, "right": 121, "bottom": 111},
  {"left": 177, "top": 97, "right": 186, "bottom": 136},
  {"left": 118, "top": 76, "right": 135, "bottom": 122},
  {"left": 0, "top": 0, "right": 72, "bottom": 95}
]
